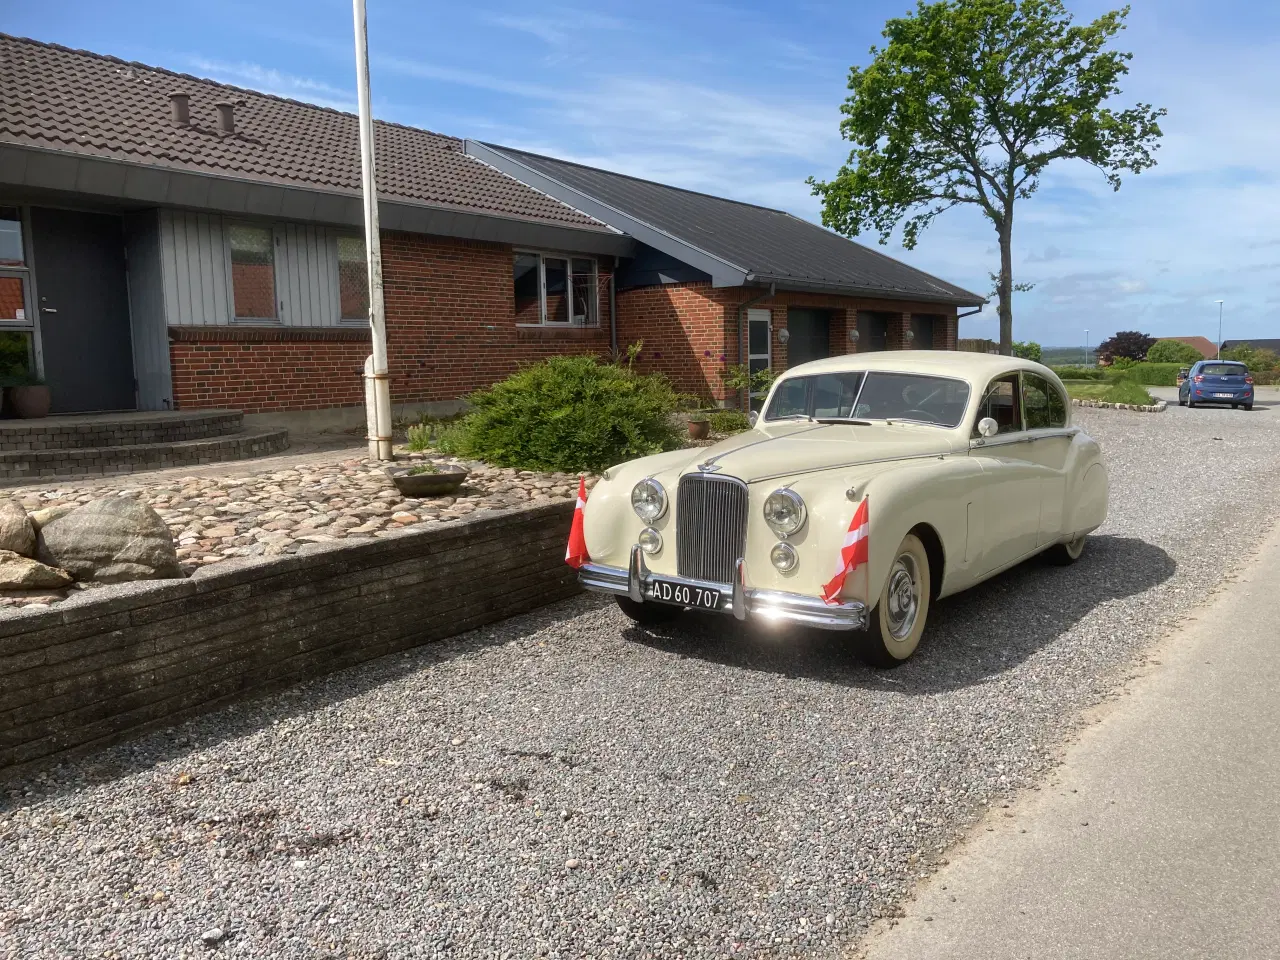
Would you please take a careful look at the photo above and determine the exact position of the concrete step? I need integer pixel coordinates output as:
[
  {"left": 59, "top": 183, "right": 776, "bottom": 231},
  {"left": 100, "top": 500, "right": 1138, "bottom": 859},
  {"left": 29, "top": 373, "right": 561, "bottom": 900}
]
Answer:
[
  {"left": 0, "top": 410, "right": 244, "bottom": 451},
  {"left": 0, "top": 429, "right": 290, "bottom": 483}
]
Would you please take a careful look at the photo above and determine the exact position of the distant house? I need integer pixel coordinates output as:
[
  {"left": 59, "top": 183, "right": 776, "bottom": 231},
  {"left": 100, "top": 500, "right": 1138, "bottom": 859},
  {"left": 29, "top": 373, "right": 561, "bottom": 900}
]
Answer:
[
  {"left": 1221, "top": 339, "right": 1280, "bottom": 355},
  {"left": 1159, "top": 336, "right": 1218, "bottom": 360},
  {"left": 0, "top": 34, "right": 983, "bottom": 419}
]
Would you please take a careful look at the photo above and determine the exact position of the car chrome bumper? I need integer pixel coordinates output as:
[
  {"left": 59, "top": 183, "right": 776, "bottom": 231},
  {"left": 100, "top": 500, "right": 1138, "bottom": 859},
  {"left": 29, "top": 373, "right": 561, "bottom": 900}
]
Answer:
[{"left": 579, "top": 546, "right": 869, "bottom": 632}]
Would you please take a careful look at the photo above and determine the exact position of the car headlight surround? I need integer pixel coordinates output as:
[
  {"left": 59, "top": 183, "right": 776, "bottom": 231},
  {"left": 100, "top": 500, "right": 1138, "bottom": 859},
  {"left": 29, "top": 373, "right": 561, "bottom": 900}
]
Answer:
[
  {"left": 763, "top": 488, "right": 807, "bottom": 538},
  {"left": 631, "top": 478, "right": 668, "bottom": 522},
  {"left": 770, "top": 541, "right": 798, "bottom": 572},
  {"left": 638, "top": 527, "right": 663, "bottom": 555}
]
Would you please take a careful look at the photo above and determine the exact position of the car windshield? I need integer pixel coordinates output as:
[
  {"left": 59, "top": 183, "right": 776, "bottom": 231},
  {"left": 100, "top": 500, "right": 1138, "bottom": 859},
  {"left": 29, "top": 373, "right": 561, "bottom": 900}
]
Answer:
[
  {"left": 1200, "top": 363, "right": 1247, "bottom": 377},
  {"left": 765, "top": 371, "right": 971, "bottom": 427}
]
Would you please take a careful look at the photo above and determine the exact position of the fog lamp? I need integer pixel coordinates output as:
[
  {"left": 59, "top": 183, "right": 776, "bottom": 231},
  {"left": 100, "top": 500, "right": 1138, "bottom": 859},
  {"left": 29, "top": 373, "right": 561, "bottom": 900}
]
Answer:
[
  {"left": 638, "top": 527, "right": 663, "bottom": 555},
  {"left": 770, "top": 541, "right": 798, "bottom": 572}
]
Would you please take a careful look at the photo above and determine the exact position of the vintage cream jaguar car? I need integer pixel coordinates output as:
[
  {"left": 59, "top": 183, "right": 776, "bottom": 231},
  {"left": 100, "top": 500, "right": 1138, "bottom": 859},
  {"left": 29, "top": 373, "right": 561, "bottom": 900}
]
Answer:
[{"left": 577, "top": 351, "right": 1108, "bottom": 666}]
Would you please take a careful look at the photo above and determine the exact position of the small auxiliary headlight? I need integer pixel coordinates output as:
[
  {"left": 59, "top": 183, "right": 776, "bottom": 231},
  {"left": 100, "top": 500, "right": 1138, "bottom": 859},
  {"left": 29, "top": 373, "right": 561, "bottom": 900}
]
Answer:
[
  {"left": 770, "top": 541, "right": 798, "bottom": 572},
  {"left": 638, "top": 527, "right": 663, "bottom": 555}
]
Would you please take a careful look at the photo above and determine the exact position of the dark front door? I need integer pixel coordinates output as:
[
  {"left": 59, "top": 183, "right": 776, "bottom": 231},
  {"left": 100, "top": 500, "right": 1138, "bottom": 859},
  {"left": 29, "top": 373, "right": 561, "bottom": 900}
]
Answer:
[
  {"left": 31, "top": 207, "right": 135, "bottom": 413},
  {"left": 911, "top": 314, "right": 936, "bottom": 349},
  {"left": 858, "top": 311, "right": 890, "bottom": 352},
  {"left": 787, "top": 308, "right": 832, "bottom": 368}
]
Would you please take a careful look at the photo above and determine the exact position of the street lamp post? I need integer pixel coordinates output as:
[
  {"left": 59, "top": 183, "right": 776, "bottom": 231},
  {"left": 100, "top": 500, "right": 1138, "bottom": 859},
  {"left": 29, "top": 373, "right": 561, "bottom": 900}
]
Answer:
[{"left": 1215, "top": 300, "right": 1224, "bottom": 359}]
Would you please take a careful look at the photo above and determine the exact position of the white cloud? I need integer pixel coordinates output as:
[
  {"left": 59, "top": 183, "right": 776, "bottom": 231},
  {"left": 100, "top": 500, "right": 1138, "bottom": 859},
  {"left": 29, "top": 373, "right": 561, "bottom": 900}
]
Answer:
[{"left": 185, "top": 57, "right": 357, "bottom": 113}]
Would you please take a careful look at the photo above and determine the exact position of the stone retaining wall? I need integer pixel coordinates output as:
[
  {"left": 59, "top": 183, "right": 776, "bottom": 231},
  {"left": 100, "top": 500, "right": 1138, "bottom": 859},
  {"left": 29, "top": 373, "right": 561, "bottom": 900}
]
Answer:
[{"left": 0, "top": 500, "right": 578, "bottom": 779}]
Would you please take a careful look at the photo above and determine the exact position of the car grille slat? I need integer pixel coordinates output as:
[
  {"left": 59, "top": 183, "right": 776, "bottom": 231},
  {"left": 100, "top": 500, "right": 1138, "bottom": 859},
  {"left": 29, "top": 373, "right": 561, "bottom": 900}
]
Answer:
[{"left": 677, "top": 474, "right": 748, "bottom": 585}]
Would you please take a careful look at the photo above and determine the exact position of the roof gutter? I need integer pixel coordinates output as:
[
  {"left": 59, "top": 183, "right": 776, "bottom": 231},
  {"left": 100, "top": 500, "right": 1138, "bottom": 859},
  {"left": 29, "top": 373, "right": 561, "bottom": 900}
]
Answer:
[
  {"left": 736, "top": 282, "right": 775, "bottom": 411},
  {"left": 749, "top": 273, "right": 986, "bottom": 309}
]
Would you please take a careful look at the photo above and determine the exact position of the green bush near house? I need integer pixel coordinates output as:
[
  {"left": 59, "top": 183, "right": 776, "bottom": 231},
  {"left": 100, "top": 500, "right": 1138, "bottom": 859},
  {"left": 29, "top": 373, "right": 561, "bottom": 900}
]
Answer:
[
  {"left": 1011, "top": 340, "right": 1042, "bottom": 362},
  {"left": 1146, "top": 340, "right": 1207, "bottom": 365},
  {"left": 1065, "top": 379, "right": 1155, "bottom": 405},
  {"left": 709, "top": 409, "right": 752, "bottom": 434},
  {"left": 442, "top": 355, "right": 682, "bottom": 473}
]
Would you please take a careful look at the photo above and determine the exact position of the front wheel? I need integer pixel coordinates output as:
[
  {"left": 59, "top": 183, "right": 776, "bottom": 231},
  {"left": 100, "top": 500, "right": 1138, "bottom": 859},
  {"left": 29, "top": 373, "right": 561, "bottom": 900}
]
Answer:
[
  {"left": 1244, "top": 404, "right": 1254, "bottom": 411},
  {"left": 1046, "top": 534, "right": 1087, "bottom": 566},
  {"left": 615, "top": 595, "right": 681, "bottom": 626},
  {"left": 856, "top": 533, "right": 931, "bottom": 669}
]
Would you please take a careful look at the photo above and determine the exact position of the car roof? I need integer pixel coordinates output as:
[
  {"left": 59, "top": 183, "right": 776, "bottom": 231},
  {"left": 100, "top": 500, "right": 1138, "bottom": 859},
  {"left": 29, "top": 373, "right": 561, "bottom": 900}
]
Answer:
[{"left": 779, "top": 350, "right": 1050, "bottom": 380}]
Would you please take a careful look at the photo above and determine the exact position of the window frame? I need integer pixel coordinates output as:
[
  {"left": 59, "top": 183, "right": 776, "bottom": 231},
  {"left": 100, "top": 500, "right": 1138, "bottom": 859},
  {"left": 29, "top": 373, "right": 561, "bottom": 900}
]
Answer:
[
  {"left": 1021, "top": 371, "right": 1068, "bottom": 431},
  {"left": 226, "top": 220, "right": 282, "bottom": 324},
  {"left": 972, "top": 371, "right": 1025, "bottom": 438},
  {"left": 513, "top": 249, "right": 599, "bottom": 328},
  {"left": 0, "top": 204, "right": 34, "bottom": 329},
  {"left": 335, "top": 233, "right": 370, "bottom": 326}
]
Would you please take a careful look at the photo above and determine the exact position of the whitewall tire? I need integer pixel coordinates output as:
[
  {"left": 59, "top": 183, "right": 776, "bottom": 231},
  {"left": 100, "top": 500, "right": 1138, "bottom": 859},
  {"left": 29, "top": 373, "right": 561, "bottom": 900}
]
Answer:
[{"left": 857, "top": 533, "right": 931, "bottom": 668}]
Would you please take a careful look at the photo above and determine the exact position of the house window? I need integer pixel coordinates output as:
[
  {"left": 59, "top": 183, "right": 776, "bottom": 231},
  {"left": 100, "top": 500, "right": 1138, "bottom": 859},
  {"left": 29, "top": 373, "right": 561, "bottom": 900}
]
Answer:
[
  {"left": 337, "top": 235, "right": 369, "bottom": 323},
  {"left": 0, "top": 206, "right": 32, "bottom": 326},
  {"left": 513, "top": 251, "right": 597, "bottom": 326},
  {"left": 228, "top": 223, "right": 278, "bottom": 321},
  {"left": 747, "top": 308, "right": 771, "bottom": 410}
]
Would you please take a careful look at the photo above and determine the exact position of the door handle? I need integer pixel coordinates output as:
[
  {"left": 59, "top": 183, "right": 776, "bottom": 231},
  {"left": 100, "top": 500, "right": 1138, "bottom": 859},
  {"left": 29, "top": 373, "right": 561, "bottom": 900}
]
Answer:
[{"left": 41, "top": 307, "right": 57, "bottom": 314}]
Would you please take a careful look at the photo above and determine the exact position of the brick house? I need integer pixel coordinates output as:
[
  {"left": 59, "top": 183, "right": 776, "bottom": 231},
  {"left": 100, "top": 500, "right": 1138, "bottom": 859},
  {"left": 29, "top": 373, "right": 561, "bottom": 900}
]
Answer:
[{"left": 0, "top": 34, "right": 983, "bottom": 420}]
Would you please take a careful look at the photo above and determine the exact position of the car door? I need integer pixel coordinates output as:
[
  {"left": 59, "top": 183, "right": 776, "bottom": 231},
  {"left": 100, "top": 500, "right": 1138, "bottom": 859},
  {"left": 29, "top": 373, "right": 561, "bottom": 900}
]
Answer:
[
  {"left": 967, "top": 372, "right": 1043, "bottom": 573},
  {"left": 1018, "top": 372, "right": 1074, "bottom": 544}
]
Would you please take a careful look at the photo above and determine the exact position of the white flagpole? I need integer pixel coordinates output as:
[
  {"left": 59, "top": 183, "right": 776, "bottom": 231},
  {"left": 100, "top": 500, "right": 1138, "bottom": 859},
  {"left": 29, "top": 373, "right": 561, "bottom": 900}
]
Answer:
[{"left": 352, "top": 0, "right": 393, "bottom": 461}]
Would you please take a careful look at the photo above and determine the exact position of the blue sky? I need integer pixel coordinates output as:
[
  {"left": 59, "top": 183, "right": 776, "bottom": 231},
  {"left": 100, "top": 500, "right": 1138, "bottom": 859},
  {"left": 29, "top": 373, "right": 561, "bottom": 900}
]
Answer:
[{"left": 9, "top": 0, "right": 1280, "bottom": 347}]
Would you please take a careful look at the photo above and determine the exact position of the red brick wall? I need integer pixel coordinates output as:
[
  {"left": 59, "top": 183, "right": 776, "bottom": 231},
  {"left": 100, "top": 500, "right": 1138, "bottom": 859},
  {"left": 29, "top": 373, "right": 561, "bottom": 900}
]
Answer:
[
  {"left": 169, "top": 328, "right": 369, "bottom": 412},
  {"left": 0, "top": 276, "right": 24, "bottom": 321},
  {"left": 230, "top": 263, "right": 277, "bottom": 319}
]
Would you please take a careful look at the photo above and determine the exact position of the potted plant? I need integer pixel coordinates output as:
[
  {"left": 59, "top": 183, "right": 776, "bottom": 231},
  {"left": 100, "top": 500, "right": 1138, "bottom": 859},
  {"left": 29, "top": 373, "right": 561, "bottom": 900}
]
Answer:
[
  {"left": 687, "top": 415, "right": 711, "bottom": 440},
  {"left": 385, "top": 460, "right": 469, "bottom": 497},
  {"left": 4, "top": 373, "right": 51, "bottom": 419}
]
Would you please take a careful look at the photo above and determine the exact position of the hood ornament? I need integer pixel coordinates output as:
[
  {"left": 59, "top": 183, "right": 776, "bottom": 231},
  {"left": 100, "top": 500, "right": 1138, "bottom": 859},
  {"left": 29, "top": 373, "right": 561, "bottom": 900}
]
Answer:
[{"left": 697, "top": 460, "right": 722, "bottom": 473}]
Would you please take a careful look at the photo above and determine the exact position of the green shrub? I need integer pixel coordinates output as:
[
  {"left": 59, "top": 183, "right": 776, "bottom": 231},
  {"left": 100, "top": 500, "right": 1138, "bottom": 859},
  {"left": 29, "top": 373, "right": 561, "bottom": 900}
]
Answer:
[
  {"left": 1112, "top": 362, "right": 1182, "bottom": 386},
  {"left": 1050, "top": 365, "right": 1106, "bottom": 381},
  {"left": 1146, "top": 340, "right": 1206, "bottom": 365},
  {"left": 709, "top": 409, "right": 751, "bottom": 434},
  {"left": 1065, "top": 380, "right": 1154, "bottom": 405},
  {"left": 1012, "top": 340, "right": 1042, "bottom": 362},
  {"left": 1111, "top": 356, "right": 1137, "bottom": 371},
  {"left": 443, "top": 355, "right": 682, "bottom": 473},
  {"left": 405, "top": 423, "right": 432, "bottom": 452},
  {"left": 1221, "top": 345, "right": 1280, "bottom": 372}
]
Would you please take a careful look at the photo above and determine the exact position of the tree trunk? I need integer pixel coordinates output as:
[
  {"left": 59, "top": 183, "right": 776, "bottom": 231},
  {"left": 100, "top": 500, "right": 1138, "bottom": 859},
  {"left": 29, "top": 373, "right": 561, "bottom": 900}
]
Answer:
[{"left": 997, "top": 215, "right": 1013, "bottom": 356}]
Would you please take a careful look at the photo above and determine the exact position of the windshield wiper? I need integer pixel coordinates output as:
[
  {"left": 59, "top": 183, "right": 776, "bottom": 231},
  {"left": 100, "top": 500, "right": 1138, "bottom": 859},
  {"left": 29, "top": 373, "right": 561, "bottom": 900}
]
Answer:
[
  {"left": 772, "top": 413, "right": 815, "bottom": 422},
  {"left": 815, "top": 418, "right": 874, "bottom": 425}
]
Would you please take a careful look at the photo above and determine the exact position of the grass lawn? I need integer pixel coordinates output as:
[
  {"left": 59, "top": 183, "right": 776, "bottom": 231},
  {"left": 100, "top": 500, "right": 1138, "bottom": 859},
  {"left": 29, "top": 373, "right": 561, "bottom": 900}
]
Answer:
[{"left": 1062, "top": 379, "right": 1155, "bottom": 405}]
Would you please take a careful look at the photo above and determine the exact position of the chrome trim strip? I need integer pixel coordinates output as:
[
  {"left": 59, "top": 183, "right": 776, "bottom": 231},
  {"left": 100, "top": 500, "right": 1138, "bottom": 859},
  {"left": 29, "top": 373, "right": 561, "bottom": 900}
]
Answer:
[
  {"left": 578, "top": 554, "right": 868, "bottom": 632},
  {"left": 744, "top": 452, "right": 948, "bottom": 485}
]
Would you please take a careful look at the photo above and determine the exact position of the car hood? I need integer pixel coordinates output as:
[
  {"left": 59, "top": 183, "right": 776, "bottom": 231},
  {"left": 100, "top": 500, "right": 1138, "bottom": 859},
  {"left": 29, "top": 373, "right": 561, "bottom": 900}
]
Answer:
[{"left": 672, "top": 422, "right": 963, "bottom": 484}]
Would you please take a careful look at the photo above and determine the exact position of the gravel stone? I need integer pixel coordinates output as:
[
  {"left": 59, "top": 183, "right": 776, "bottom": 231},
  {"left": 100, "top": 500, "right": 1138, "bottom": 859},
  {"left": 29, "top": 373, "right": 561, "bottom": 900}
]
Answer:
[{"left": 1, "top": 405, "right": 1277, "bottom": 957}]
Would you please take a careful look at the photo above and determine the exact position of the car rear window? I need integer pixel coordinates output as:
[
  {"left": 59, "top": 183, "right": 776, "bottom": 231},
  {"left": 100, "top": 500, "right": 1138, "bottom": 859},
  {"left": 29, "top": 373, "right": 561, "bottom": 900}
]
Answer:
[{"left": 1200, "top": 363, "right": 1248, "bottom": 376}]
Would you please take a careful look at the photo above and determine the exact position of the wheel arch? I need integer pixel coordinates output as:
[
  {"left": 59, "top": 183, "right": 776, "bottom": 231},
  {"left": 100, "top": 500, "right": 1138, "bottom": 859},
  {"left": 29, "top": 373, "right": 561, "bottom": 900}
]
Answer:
[{"left": 907, "top": 521, "right": 945, "bottom": 602}]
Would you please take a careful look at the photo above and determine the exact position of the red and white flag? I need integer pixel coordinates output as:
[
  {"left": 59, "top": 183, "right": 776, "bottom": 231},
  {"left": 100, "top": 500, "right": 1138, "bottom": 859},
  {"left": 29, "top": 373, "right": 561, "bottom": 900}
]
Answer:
[
  {"left": 565, "top": 477, "right": 590, "bottom": 569},
  {"left": 822, "top": 498, "right": 869, "bottom": 605}
]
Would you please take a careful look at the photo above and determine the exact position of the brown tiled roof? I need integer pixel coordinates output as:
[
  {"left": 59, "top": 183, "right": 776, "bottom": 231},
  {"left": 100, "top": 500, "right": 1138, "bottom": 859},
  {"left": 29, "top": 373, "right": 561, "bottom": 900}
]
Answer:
[
  {"left": 0, "top": 34, "right": 610, "bottom": 232},
  {"left": 1161, "top": 336, "right": 1218, "bottom": 359}
]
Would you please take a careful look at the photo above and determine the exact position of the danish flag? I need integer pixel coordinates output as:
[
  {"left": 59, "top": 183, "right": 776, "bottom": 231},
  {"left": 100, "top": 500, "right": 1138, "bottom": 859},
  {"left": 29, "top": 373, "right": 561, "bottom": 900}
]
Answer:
[
  {"left": 565, "top": 477, "right": 590, "bottom": 569},
  {"left": 822, "top": 498, "right": 869, "bottom": 605}
]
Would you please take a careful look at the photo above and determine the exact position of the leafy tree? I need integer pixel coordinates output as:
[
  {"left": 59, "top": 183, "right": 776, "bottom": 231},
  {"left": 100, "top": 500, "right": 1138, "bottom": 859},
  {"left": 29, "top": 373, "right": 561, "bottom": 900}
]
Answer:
[
  {"left": 1011, "top": 340, "right": 1042, "bottom": 362},
  {"left": 809, "top": 0, "right": 1165, "bottom": 355},
  {"left": 1095, "top": 330, "right": 1155, "bottom": 363},
  {"left": 1146, "top": 339, "right": 1206, "bottom": 365},
  {"left": 1221, "top": 345, "right": 1279, "bottom": 372}
]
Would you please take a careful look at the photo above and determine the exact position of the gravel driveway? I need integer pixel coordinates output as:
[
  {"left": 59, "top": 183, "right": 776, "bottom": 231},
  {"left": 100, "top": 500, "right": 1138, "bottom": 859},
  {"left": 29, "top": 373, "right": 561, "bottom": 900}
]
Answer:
[{"left": 3, "top": 405, "right": 1279, "bottom": 959}]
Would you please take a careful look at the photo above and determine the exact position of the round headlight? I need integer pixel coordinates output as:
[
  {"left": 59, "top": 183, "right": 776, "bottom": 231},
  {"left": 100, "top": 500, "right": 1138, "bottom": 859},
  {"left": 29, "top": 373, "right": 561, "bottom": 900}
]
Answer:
[
  {"left": 763, "top": 488, "right": 807, "bottom": 538},
  {"left": 770, "top": 541, "right": 798, "bottom": 572},
  {"left": 631, "top": 478, "right": 667, "bottom": 522},
  {"left": 638, "top": 527, "right": 663, "bottom": 555}
]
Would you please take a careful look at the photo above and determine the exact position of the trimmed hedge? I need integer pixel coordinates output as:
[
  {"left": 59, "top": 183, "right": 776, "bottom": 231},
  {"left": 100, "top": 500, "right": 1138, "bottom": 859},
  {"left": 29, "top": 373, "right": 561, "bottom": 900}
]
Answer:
[
  {"left": 1116, "top": 362, "right": 1182, "bottom": 387},
  {"left": 1050, "top": 365, "right": 1106, "bottom": 381}
]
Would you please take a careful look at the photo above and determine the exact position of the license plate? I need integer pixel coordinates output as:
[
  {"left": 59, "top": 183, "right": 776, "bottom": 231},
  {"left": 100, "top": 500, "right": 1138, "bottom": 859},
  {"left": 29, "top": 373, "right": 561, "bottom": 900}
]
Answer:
[
  {"left": 1214, "top": 392, "right": 1233, "bottom": 398},
  {"left": 645, "top": 578, "right": 722, "bottom": 610}
]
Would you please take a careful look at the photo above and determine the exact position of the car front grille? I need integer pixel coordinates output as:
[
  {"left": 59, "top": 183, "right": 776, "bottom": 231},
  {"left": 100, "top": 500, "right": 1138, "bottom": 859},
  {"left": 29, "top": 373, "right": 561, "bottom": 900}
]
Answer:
[{"left": 676, "top": 473, "right": 749, "bottom": 585}]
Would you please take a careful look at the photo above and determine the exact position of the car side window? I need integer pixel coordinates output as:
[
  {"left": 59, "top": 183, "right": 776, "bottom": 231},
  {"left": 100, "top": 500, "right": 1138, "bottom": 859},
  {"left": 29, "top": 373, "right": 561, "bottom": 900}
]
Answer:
[
  {"left": 973, "top": 374, "right": 1022, "bottom": 436},
  {"left": 1023, "top": 373, "right": 1066, "bottom": 429}
]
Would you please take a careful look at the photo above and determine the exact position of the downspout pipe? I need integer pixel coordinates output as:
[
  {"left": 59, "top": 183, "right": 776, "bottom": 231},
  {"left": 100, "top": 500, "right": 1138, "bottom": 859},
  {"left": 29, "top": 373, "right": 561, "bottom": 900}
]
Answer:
[
  {"left": 735, "top": 281, "right": 775, "bottom": 411},
  {"left": 353, "top": 0, "right": 393, "bottom": 461},
  {"left": 609, "top": 269, "right": 618, "bottom": 360}
]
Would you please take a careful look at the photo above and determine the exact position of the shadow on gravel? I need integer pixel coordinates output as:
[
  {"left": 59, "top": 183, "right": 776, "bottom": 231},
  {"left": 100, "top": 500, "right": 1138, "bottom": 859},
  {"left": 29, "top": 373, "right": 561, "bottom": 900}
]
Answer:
[
  {"left": 1, "top": 598, "right": 604, "bottom": 806},
  {"left": 625, "top": 534, "right": 1175, "bottom": 694}
]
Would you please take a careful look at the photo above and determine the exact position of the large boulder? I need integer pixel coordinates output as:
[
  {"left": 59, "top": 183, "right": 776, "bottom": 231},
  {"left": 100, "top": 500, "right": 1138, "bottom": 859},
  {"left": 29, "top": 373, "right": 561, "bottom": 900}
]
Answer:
[
  {"left": 0, "top": 499, "right": 36, "bottom": 557},
  {"left": 0, "top": 550, "right": 73, "bottom": 590},
  {"left": 37, "top": 497, "right": 182, "bottom": 583}
]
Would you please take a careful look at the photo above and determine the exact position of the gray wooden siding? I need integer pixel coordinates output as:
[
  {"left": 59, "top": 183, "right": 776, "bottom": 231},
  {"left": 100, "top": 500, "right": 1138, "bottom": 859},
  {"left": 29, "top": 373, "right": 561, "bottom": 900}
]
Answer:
[
  {"left": 159, "top": 210, "right": 344, "bottom": 327},
  {"left": 124, "top": 209, "right": 173, "bottom": 410}
]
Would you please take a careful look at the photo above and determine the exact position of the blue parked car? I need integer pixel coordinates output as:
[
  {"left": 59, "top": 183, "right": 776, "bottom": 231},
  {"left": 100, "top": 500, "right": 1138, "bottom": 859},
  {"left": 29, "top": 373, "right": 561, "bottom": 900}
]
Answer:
[{"left": 1178, "top": 360, "right": 1254, "bottom": 410}]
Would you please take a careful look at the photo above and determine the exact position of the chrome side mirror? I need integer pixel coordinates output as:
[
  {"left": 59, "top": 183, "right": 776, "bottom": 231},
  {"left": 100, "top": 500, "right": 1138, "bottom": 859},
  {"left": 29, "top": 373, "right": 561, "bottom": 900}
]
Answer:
[
  {"left": 748, "top": 411, "right": 759, "bottom": 428},
  {"left": 977, "top": 417, "right": 999, "bottom": 438}
]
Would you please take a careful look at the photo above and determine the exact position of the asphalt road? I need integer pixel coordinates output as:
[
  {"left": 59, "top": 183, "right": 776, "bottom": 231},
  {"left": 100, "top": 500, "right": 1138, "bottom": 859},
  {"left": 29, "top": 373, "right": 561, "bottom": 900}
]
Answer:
[{"left": 859, "top": 521, "right": 1280, "bottom": 960}]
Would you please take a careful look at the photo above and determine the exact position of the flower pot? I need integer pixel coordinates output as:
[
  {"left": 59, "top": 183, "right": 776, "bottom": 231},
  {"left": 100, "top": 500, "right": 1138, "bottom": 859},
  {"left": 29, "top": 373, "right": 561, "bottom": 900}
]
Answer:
[
  {"left": 385, "top": 464, "right": 469, "bottom": 497},
  {"left": 688, "top": 419, "right": 711, "bottom": 440},
  {"left": 8, "top": 385, "right": 51, "bottom": 419}
]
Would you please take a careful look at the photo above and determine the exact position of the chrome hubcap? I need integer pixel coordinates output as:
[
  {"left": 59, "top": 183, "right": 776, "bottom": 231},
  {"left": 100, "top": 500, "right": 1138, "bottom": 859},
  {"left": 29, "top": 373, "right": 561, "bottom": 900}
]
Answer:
[{"left": 885, "top": 554, "right": 920, "bottom": 641}]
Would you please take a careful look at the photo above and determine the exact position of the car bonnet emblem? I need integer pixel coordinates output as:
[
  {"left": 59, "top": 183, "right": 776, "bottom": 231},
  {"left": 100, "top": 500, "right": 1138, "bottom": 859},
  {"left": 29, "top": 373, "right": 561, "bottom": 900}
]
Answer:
[{"left": 697, "top": 460, "right": 721, "bottom": 473}]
